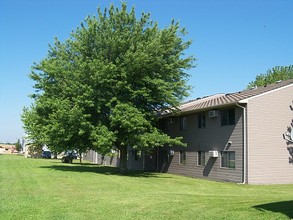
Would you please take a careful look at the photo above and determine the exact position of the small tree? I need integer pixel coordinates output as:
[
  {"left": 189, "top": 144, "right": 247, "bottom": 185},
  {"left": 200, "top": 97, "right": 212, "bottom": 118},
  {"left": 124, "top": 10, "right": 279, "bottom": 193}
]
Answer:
[
  {"left": 22, "top": 3, "right": 195, "bottom": 173},
  {"left": 15, "top": 139, "right": 21, "bottom": 152},
  {"left": 248, "top": 65, "right": 293, "bottom": 89}
]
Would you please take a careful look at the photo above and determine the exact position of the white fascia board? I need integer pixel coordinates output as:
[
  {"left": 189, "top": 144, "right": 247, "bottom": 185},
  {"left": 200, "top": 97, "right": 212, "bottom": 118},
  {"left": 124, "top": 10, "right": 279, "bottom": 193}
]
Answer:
[
  {"left": 238, "top": 83, "right": 293, "bottom": 104},
  {"left": 238, "top": 99, "right": 248, "bottom": 104}
]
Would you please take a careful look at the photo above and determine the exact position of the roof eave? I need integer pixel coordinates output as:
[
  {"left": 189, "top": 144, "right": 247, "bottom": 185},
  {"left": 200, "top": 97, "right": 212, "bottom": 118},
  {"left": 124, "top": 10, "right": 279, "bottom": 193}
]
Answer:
[
  {"left": 160, "top": 102, "right": 240, "bottom": 118},
  {"left": 238, "top": 99, "right": 248, "bottom": 104}
]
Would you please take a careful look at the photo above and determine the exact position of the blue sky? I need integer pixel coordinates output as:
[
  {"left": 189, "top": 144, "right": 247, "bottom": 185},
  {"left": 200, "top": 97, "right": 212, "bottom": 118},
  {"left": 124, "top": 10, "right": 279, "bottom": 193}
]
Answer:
[{"left": 0, "top": 0, "right": 292, "bottom": 143}]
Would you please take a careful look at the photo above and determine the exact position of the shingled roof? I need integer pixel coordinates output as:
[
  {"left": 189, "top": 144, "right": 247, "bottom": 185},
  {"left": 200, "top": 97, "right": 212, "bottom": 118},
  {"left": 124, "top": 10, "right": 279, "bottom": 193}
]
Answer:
[{"left": 178, "top": 79, "right": 293, "bottom": 113}]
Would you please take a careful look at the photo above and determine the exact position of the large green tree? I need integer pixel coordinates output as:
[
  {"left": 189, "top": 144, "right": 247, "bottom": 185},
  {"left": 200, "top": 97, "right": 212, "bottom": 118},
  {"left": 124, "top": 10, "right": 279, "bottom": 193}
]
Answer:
[
  {"left": 247, "top": 65, "right": 293, "bottom": 89},
  {"left": 22, "top": 3, "right": 194, "bottom": 173}
]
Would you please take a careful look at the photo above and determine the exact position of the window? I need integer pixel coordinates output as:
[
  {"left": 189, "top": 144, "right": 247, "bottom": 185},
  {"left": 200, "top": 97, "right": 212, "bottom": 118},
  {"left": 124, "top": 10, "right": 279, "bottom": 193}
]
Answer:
[
  {"left": 221, "top": 108, "right": 235, "bottom": 126},
  {"left": 180, "top": 117, "right": 187, "bottom": 130},
  {"left": 179, "top": 151, "right": 186, "bottom": 165},
  {"left": 198, "top": 151, "right": 205, "bottom": 166},
  {"left": 159, "top": 119, "right": 168, "bottom": 132},
  {"left": 134, "top": 150, "right": 142, "bottom": 161},
  {"left": 221, "top": 151, "right": 235, "bottom": 169},
  {"left": 198, "top": 113, "right": 206, "bottom": 128}
]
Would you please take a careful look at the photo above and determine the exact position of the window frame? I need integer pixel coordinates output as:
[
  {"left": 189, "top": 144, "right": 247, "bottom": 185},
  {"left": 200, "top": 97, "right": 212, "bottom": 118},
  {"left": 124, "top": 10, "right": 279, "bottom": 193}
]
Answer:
[
  {"left": 134, "top": 150, "right": 142, "bottom": 161},
  {"left": 221, "top": 151, "right": 235, "bottom": 169},
  {"left": 180, "top": 116, "right": 187, "bottom": 130},
  {"left": 179, "top": 151, "right": 186, "bottom": 165},
  {"left": 159, "top": 119, "right": 169, "bottom": 132},
  {"left": 197, "top": 151, "right": 205, "bottom": 166},
  {"left": 198, "top": 113, "right": 206, "bottom": 128},
  {"left": 220, "top": 108, "right": 235, "bottom": 126}
]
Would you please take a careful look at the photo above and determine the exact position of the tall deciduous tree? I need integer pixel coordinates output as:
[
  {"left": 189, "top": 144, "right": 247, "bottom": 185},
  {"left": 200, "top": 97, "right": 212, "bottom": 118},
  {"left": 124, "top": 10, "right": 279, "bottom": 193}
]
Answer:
[
  {"left": 247, "top": 65, "right": 293, "bottom": 89},
  {"left": 22, "top": 3, "right": 195, "bottom": 173}
]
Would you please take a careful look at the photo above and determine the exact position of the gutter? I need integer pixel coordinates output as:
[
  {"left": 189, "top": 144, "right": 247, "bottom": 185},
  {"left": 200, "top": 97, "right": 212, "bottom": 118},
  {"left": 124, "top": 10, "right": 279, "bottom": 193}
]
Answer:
[
  {"left": 236, "top": 101, "right": 247, "bottom": 184},
  {"left": 160, "top": 103, "right": 238, "bottom": 118}
]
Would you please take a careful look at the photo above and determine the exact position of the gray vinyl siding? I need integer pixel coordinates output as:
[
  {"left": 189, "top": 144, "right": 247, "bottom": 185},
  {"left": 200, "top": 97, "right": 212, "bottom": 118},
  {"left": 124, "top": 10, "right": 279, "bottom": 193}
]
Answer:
[
  {"left": 247, "top": 85, "right": 293, "bottom": 184},
  {"left": 127, "top": 149, "right": 157, "bottom": 171},
  {"left": 164, "top": 106, "right": 244, "bottom": 183},
  {"left": 127, "top": 150, "right": 143, "bottom": 171},
  {"left": 84, "top": 150, "right": 120, "bottom": 167}
]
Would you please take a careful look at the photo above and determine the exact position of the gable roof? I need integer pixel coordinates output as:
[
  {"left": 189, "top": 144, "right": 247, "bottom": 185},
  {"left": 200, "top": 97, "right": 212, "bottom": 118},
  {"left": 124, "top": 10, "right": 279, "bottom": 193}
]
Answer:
[{"left": 178, "top": 79, "right": 293, "bottom": 113}]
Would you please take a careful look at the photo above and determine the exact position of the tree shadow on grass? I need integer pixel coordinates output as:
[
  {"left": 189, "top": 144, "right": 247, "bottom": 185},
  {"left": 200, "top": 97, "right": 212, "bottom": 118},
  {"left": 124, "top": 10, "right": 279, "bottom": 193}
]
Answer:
[
  {"left": 253, "top": 200, "right": 293, "bottom": 219},
  {"left": 40, "top": 164, "right": 169, "bottom": 178}
]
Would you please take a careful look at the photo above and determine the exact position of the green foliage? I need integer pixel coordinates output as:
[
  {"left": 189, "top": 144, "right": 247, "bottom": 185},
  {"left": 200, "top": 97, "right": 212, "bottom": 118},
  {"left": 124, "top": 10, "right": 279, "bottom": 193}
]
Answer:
[
  {"left": 15, "top": 139, "right": 21, "bottom": 152},
  {"left": 109, "top": 102, "right": 184, "bottom": 149},
  {"left": 248, "top": 65, "right": 293, "bottom": 88},
  {"left": 22, "top": 3, "right": 194, "bottom": 171}
]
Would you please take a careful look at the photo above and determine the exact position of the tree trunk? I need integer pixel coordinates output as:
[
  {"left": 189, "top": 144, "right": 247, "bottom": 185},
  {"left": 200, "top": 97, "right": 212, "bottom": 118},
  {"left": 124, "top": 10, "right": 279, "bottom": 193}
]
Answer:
[
  {"left": 79, "top": 153, "right": 83, "bottom": 164},
  {"left": 119, "top": 146, "right": 128, "bottom": 174}
]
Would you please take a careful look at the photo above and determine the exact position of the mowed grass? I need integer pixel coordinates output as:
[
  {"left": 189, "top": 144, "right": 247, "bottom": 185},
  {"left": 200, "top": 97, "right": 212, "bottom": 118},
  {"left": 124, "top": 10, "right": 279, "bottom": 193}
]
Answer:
[{"left": 0, "top": 155, "right": 292, "bottom": 220}]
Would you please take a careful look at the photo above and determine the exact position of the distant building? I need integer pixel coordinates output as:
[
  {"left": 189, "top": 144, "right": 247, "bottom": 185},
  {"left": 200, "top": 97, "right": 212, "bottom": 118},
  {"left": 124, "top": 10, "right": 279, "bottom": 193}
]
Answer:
[
  {"left": 21, "top": 135, "right": 42, "bottom": 158},
  {"left": 0, "top": 144, "right": 16, "bottom": 154},
  {"left": 21, "top": 135, "right": 29, "bottom": 157},
  {"left": 83, "top": 150, "right": 120, "bottom": 167}
]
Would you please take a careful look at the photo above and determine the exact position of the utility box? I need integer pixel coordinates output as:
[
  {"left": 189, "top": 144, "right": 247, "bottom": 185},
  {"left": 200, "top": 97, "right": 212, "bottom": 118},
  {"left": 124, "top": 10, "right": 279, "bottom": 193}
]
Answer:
[
  {"left": 209, "top": 150, "right": 219, "bottom": 157},
  {"left": 208, "top": 110, "right": 219, "bottom": 118}
]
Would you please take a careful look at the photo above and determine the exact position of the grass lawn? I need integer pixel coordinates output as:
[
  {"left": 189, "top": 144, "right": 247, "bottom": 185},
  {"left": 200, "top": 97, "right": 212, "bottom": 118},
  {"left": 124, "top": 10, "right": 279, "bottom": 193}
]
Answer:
[{"left": 0, "top": 154, "right": 292, "bottom": 220}]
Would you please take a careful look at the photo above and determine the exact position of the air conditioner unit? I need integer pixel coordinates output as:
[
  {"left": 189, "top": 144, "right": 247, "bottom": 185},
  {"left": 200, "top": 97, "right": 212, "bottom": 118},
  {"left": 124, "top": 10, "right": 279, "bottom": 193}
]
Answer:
[
  {"left": 208, "top": 110, "right": 219, "bottom": 118},
  {"left": 169, "top": 150, "right": 175, "bottom": 156},
  {"left": 209, "top": 150, "right": 218, "bottom": 157}
]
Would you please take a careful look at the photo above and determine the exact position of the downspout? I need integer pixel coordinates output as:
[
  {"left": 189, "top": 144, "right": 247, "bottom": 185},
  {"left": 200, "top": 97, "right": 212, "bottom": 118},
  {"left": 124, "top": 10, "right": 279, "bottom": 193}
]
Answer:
[{"left": 236, "top": 102, "right": 247, "bottom": 184}]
